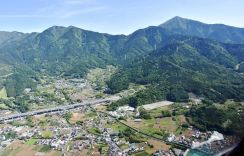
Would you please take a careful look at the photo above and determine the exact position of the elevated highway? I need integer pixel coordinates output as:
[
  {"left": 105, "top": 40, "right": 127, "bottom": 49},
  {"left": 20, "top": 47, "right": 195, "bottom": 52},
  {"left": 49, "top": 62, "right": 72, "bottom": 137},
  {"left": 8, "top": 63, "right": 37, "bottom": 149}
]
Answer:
[{"left": 0, "top": 99, "right": 109, "bottom": 122}]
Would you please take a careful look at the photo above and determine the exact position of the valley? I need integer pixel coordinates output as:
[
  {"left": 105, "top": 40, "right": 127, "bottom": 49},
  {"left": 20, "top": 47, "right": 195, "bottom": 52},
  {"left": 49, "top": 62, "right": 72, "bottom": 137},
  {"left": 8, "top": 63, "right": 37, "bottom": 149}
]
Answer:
[{"left": 0, "top": 16, "right": 243, "bottom": 156}]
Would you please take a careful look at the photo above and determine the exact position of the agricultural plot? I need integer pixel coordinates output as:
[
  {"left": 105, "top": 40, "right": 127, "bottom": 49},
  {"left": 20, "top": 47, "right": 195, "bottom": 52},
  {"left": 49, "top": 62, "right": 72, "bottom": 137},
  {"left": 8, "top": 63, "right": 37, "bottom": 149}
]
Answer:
[
  {"left": 69, "top": 112, "right": 85, "bottom": 124},
  {"left": 0, "top": 87, "right": 7, "bottom": 99},
  {"left": 1, "top": 140, "right": 60, "bottom": 156}
]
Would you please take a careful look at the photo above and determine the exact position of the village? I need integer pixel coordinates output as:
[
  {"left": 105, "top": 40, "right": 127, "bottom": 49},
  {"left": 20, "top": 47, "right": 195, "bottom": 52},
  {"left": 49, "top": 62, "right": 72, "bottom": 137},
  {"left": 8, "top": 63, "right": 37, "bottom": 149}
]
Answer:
[
  {"left": 0, "top": 99, "right": 240, "bottom": 156},
  {"left": 0, "top": 67, "right": 242, "bottom": 156}
]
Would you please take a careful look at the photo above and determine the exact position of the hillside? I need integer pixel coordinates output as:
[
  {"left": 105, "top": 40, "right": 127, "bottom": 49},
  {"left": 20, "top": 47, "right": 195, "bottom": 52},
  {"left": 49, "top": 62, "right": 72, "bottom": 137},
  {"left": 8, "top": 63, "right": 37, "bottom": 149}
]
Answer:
[
  {"left": 107, "top": 39, "right": 244, "bottom": 107},
  {"left": 0, "top": 31, "right": 28, "bottom": 48},
  {"left": 160, "top": 16, "right": 244, "bottom": 44},
  {"left": 0, "top": 17, "right": 243, "bottom": 101}
]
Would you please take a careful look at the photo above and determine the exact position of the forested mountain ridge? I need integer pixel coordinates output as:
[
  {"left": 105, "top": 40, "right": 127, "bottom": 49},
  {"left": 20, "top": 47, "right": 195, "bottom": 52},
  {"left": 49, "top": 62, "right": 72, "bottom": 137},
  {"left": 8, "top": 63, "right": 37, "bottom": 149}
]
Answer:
[
  {"left": 0, "top": 31, "right": 28, "bottom": 47},
  {"left": 160, "top": 16, "right": 244, "bottom": 44},
  {"left": 107, "top": 40, "right": 244, "bottom": 107},
  {"left": 0, "top": 17, "right": 244, "bottom": 102}
]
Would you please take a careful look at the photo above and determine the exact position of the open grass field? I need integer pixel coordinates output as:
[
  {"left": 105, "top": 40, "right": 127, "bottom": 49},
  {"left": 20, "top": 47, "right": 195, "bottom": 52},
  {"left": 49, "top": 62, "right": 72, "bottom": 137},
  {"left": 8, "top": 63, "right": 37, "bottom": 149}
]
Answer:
[
  {"left": 25, "top": 138, "right": 37, "bottom": 146},
  {"left": 87, "top": 127, "right": 102, "bottom": 135},
  {"left": 42, "top": 130, "right": 53, "bottom": 139},
  {"left": 105, "top": 122, "right": 127, "bottom": 132},
  {"left": 125, "top": 118, "right": 156, "bottom": 132},
  {"left": 119, "top": 143, "right": 129, "bottom": 150},
  {"left": 133, "top": 151, "right": 150, "bottom": 156},
  {"left": 147, "top": 105, "right": 171, "bottom": 117},
  {"left": 158, "top": 117, "right": 178, "bottom": 132},
  {"left": 125, "top": 115, "right": 188, "bottom": 136}
]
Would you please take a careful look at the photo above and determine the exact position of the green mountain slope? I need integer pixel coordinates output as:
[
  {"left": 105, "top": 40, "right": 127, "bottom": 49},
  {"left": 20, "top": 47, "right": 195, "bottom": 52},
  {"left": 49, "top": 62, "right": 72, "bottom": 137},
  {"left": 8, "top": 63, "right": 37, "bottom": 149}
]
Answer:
[
  {"left": 107, "top": 39, "right": 244, "bottom": 106},
  {"left": 0, "top": 31, "right": 27, "bottom": 47},
  {"left": 0, "top": 17, "right": 244, "bottom": 99},
  {"left": 160, "top": 16, "right": 244, "bottom": 44},
  {"left": 0, "top": 26, "right": 124, "bottom": 76}
]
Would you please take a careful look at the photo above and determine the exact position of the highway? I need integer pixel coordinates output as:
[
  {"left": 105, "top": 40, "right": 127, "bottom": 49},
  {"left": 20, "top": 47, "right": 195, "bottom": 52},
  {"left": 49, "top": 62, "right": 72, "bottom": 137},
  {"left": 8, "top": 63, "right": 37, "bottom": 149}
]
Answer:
[{"left": 0, "top": 98, "right": 110, "bottom": 122}]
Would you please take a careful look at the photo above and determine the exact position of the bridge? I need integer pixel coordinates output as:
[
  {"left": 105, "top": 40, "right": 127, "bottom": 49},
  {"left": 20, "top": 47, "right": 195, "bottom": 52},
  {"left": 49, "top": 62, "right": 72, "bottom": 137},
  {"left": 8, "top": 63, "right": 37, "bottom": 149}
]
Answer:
[{"left": 0, "top": 98, "right": 110, "bottom": 122}]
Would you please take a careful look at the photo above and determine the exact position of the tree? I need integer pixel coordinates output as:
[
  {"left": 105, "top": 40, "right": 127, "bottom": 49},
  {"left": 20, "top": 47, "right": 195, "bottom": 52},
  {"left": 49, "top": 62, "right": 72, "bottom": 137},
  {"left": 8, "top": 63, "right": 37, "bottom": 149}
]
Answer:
[
  {"left": 139, "top": 108, "right": 152, "bottom": 119},
  {"left": 63, "top": 112, "right": 72, "bottom": 122},
  {"left": 161, "top": 110, "right": 171, "bottom": 117},
  {"left": 128, "top": 97, "right": 138, "bottom": 108}
]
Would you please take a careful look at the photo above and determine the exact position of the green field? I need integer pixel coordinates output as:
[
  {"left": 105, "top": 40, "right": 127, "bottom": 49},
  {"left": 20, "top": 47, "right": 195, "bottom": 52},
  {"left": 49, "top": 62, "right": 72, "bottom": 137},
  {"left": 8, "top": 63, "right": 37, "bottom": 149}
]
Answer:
[
  {"left": 39, "top": 145, "right": 51, "bottom": 153},
  {"left": 0, "top": 103, "right": 9, "bottom": 109},
  {"left": 88, "top": 127, "right": 102, "bottom": 135},
  {"left": 105, "top": 122, "right": 127, "bottom": 132},
  {"left": 134, "top": 151, "right": 150, "bottom": 156},
  {"left": 41, "top": 131, "right": 53, "bottom": 139},
  {"left": 25, "top": 138, "right": 38, "bottom": 145},
  {"left": 0, "top": 87, "right": 7, "bottom": 99}
]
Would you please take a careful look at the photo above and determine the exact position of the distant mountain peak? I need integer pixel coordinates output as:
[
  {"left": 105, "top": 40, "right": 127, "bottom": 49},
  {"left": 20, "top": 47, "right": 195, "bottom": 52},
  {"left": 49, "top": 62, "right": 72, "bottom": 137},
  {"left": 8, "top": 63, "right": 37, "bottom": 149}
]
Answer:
[
  {"left": 160, "top": 16, "right": 199, "bottom": 28},
  {"left": 43, "top": 25, "right": 67, "bottom": 32},
  {"left": 168, "top": 16, "right": 186, "bottom": 21},
  {"left": 159, "top": 16, "right": 244, "bottom": 43}
]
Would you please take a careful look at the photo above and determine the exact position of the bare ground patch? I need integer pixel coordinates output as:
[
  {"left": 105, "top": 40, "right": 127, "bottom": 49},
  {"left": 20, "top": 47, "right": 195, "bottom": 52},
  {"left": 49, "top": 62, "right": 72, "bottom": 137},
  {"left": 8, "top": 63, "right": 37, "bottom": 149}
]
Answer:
[
  {"left": 69, "top": 112, "right": 85, "bottom": 124},
  {"left": 146, "top": 139, "right": 170, "bottom": 153}
]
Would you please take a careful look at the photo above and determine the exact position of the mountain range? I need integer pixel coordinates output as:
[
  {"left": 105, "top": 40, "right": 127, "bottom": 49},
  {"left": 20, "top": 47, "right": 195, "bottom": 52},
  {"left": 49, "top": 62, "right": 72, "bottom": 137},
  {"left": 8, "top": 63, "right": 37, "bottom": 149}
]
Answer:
[
  {"left": 0, "top": 16, "right": 244, "bottom": 103},
  {"left": 160, "top": 16, "right": 244, "bottom": 44}
]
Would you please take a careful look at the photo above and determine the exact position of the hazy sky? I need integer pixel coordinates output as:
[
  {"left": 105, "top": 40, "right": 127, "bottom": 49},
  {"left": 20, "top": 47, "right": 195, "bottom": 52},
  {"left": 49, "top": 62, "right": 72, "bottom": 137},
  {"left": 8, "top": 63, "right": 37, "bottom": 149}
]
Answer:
[{"left": 0, "top": 0, "right": 243, "bottom": 34}]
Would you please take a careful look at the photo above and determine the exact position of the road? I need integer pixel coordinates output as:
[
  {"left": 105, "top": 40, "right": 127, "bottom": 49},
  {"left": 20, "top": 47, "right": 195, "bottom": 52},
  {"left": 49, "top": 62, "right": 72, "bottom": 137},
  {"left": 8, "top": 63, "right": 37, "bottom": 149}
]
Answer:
[
  {"left": 106, "top": 138, "right": 126, "bottom": 156},
  {"left": 103, "top": 132, "right": 126, "bottom": 156},
  {"left": 0, "top": 98, "right": 110, "bottom": 122}
]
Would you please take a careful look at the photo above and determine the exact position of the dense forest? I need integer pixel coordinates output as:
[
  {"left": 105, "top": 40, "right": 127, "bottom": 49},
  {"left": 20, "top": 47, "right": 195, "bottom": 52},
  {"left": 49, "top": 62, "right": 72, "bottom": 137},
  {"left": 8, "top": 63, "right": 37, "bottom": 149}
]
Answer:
[
  {"left": 4, "top": 66, "right": 37, "bottom": 97},
  {"left": 186, "top": 102, "right": 244, "bottom": 135},
  {"left": 107, "top": 40, "right": 244, "bottom": 109}
]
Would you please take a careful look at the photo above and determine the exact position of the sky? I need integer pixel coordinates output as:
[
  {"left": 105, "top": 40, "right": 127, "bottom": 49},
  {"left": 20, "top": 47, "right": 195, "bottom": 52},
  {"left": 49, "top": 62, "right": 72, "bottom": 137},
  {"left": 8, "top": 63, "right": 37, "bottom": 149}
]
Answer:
[{"left": 0, "top": 0, "right": 244, "bottom": 35}]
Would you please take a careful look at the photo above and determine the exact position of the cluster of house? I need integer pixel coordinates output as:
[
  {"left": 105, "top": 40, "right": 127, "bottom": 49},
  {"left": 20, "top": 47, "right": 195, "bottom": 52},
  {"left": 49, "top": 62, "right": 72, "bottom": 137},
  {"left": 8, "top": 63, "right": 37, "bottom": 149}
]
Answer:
[
  {"left": 0, "top": 103, "right": 240, "bottom": 156},
  {"left": 54, "top": 78, "right": 87, "bottom": 90},
  {"left": 110, "top": 134, "right": 145, "bottom": 154},
  {"left": 0, "top": 125, "right": 25, "bottom": 148},
  {"left": 0, "top": 108, "right": 136, "bottom": 155},
  {"left": 192, "top": 131, "right": 238, "bottom": 155},
  {"left": 22, "top": 77, "right": 89, "bottom": 109},
  {"left": 166, "top": 128, "right": 239, "bottom": 156},
  {"left": 127, "top": 143, "right": 145, "bottom": 154},
  {"left": 73, "top": 140, "right": 92, "bottom": 151},
  {"left": 152, "top": 149, "right": 177, "bottom": 156}
]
